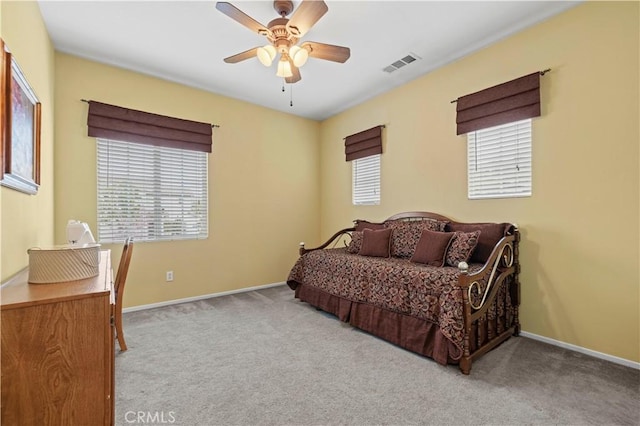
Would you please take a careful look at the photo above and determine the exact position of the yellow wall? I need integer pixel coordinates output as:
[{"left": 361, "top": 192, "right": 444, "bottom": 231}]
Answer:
[
  {"left": 319, "top": 2, "right": 639, "bottom": 362},
  {"left": 54, "top": 54, "right": 320, "bottom": 307},
  {"left": 0, "top": 1, "right": 55, "bottom": 279}
]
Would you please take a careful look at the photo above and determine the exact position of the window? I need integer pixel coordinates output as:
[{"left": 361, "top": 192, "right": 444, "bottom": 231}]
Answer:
[
  {"left": 352, "top": 154, "right": 380, "bottom": 205},
  {"left": 467, "top": 119, "right": 532, "bottom": 199},
  {"left": 97, "top": 138, "right": 208, "bottom": 243}
]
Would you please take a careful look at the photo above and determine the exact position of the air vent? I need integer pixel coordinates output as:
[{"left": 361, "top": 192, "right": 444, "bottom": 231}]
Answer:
[{"left": 383, "top": 53, "right": 421, "bottom": 73}]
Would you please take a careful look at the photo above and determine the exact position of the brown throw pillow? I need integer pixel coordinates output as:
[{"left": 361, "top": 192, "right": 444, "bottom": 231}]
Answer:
[
  {"left": 354, "top": 220, "right": 386, "bottom": 232},
  {"left": 347, "top": 231, "right": 363, "bottom": 254},
  {"left": 410, "top": 230, "right": 455, "bottom": 267},
  {"left": 359, "top": 228, "right": 392, "bottom": 258},
  {"left": 445, "top": 230, "right": 481, "bottom": 267}
]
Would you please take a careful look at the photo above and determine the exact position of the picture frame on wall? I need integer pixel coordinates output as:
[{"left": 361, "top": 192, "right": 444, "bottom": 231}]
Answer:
[
  {"left": 1, "top": 40, "right": 41, "bottom": 195},
  {"left": 0, "top": 39, "right": 6, "bottom": 178}
]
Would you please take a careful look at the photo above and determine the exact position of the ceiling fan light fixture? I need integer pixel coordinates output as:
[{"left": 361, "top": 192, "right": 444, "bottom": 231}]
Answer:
[
  {"left": 289, "top": 45, "right": 309, "bottom": 67},
  {"left": 276, "top": 56, "right": 293, "bottom": 78},
  {"left": 217, "top": 0, "right": 349, "bottom": 84},
  {"left": 257, "top": 45, "right": 277, "bottom": 67}
]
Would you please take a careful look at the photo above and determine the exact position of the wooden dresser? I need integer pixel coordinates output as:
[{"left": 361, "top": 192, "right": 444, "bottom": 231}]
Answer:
[{"left": 1, "top": 250, "right": 114, "bottom": 425}]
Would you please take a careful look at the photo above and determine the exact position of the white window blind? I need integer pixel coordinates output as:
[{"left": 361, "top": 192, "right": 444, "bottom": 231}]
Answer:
[
  {"left": 467, "top": 119, "right": 532, "bottom": 199},
  {"left": 352, "top": 154, "right": 380, "bottom": 205},
  {"left": 97, "top": 138, "right": 208, "bottom": 243}
]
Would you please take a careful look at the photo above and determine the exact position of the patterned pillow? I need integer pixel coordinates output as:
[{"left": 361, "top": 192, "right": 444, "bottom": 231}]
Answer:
[
  {"left": 385, "top": 219, "right": 448, "bottom": 258},
  {"left": 359, "top": 228, "right": 392, "bottom": 258},
  {"left": 447, "top": 222, "right": 509, "bottom": 263},
  {"left": 445, "top": 231, "right": 481, "bottom": 267},
  {"left": 347, "top": 231, "right": 363, "bottom": 254}
]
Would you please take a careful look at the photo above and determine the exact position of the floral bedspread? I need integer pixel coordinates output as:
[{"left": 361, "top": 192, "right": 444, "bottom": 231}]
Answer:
[{"left": 287, "top": 248, "right": 482, "bottom": 357}]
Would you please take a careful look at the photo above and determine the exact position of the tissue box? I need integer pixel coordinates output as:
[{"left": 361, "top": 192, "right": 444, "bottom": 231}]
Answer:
[{"left": 28, "top": 244, "right": 101, "bottom": 284}]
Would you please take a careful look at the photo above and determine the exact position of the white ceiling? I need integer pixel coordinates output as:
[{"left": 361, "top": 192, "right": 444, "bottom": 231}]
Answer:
[{"left": 37, "top": 0, "right": 579, "bottom": 121}]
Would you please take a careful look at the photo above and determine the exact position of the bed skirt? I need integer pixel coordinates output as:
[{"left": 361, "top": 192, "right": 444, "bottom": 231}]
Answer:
[{"left": 290, "top": 281, "right": 461, "bottom": 365}]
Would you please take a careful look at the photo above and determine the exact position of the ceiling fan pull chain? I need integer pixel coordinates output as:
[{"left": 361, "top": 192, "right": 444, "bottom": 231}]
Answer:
[
  {"left": 282, "top": 82, "right": 285, "bottom": 92},
  {"left": 290, "top": 84, "right": 293, "bottom": 107}
]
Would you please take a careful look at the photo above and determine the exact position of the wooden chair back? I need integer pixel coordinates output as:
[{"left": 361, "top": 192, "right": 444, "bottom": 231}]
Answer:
[{"left": 114, "top": 237, "right": 133, "bottom": 351}]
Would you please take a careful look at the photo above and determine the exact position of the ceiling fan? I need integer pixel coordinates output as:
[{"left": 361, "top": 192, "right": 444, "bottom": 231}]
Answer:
[{"left": 215, "top": 0, "right": 350, "bottom": 84}]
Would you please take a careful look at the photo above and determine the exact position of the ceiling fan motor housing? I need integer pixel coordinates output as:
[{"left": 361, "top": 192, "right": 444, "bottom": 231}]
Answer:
[{"left": 266, "top": 17, "right": 298, "bottom": 53}]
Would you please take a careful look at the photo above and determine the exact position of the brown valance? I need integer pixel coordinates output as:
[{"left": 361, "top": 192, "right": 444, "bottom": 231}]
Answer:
[
  {"left": 455, "top": 72, "right": 540, "bottom": 135},
  {"left": 345, "top": 125, "right": 383, "bottom": 161},
  {"left": 87, "top": 101, "right": 212, "bottom": 153}
]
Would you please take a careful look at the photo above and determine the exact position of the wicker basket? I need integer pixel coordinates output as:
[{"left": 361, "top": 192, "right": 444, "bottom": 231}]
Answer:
[{"left": 28, "top": 244, "right": 101, "bottom": 284}]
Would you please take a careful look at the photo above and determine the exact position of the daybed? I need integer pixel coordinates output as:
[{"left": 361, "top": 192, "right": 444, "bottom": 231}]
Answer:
[{"left": 287, "top": 212, "right": 520, "bottom": 374}]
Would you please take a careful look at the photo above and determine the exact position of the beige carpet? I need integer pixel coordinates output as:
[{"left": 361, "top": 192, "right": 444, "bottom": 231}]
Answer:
[{"left": 115, "top": 285, "right": 639, "bottom": 425}]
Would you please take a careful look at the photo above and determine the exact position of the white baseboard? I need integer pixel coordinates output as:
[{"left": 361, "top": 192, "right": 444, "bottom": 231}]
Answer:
[
  {"left": 520, "top": 331, "right": 639, "bottom": 370},
  {"left": 122, "top": 281, "right": 287, "bottom": 313}
]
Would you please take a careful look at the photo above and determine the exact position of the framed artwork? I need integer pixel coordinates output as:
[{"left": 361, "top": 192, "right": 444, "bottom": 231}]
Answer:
[
  {"left": 0, "top": 39, "right": 5, "bottom": 178},
  {"left": 1, "top": 40, "right": 41, "bottom": 195}
]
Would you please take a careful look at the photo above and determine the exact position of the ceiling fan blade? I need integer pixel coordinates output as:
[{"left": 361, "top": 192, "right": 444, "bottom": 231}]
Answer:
[
  {"left": 286, "top": 0, "right": 328, "bottom": 37},
  {"left": 301, "top": 41, "right": 350, "bottom": 63},
  {"left": 285, "top": 59, "right": 301, "bottom": 84},
  {"left": 223, "top": 47, "right": 259, "bottom": 63},
  {"left": 216, "top": 2, "right": 271, "bottom": 37}
]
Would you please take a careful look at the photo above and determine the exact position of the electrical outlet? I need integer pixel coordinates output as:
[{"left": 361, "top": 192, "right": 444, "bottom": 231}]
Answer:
[{"left": 166, "top": 271, "right": 174, "bottom": 282}]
